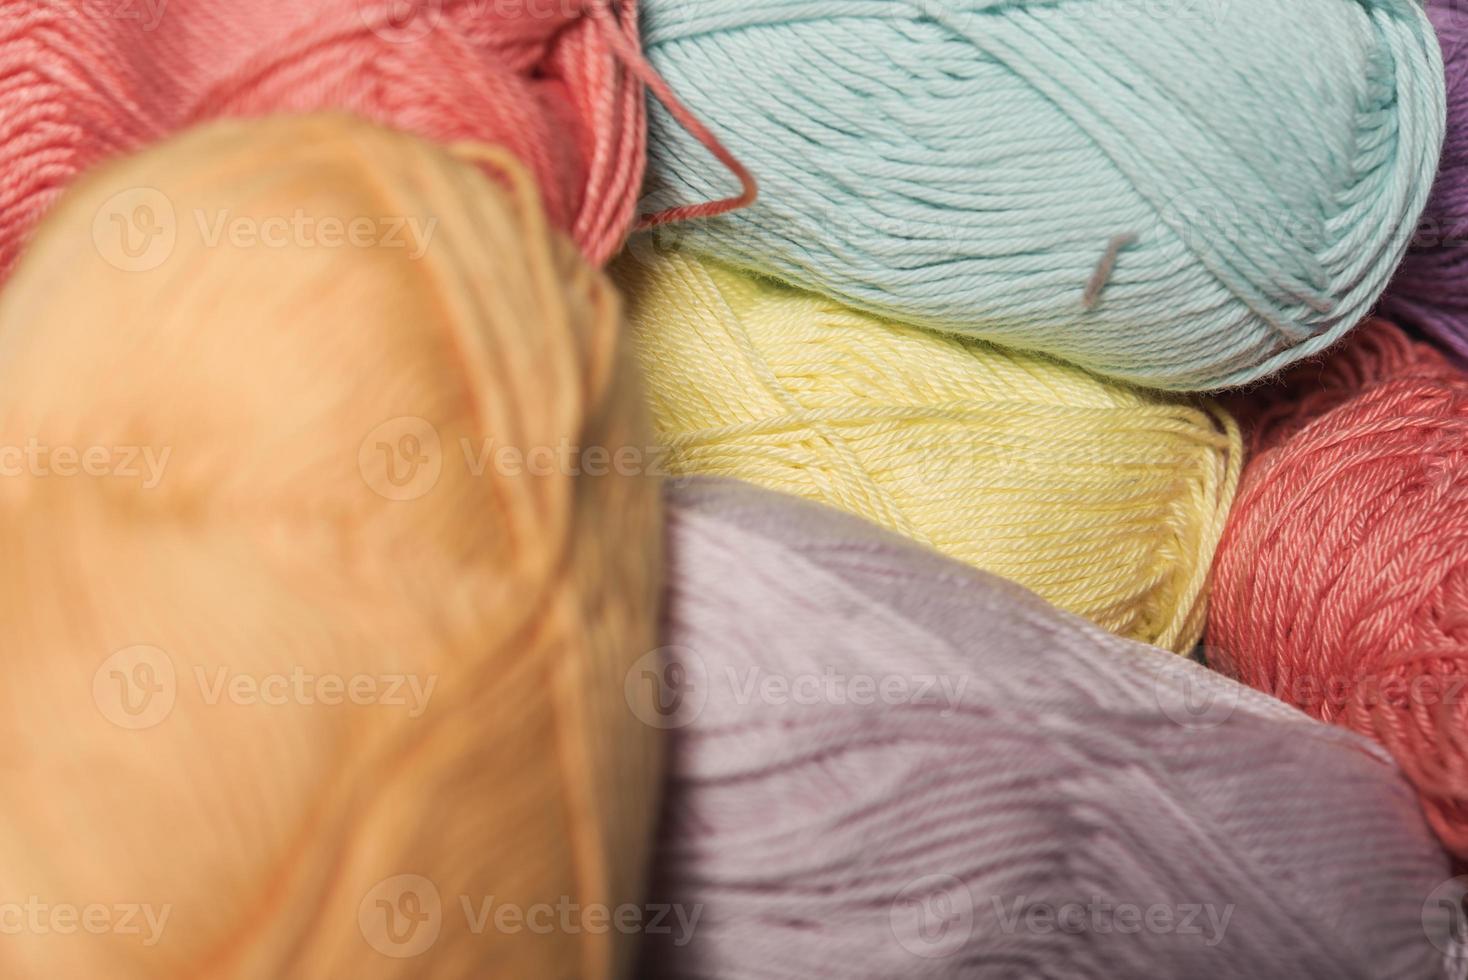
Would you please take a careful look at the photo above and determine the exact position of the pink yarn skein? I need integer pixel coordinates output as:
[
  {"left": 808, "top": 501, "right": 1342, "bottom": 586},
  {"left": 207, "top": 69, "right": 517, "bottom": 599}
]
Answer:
[
  {"left": 0, "top": 0, "right": 651, "bottom": 268},
  {"left": 1212, "top": 319, "right": 1468, "bottom": 858}
]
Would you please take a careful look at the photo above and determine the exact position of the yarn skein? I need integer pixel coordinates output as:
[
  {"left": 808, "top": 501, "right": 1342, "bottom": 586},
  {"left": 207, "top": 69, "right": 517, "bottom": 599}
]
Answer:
[
  {"left": 642, "top": 477, "right": 1455, "bottom": 979},
  {"left": 1379, "top": 0, "right": 1468, "bottom": 361},
  {"left": 0, "top": 115, "right": 663, "bottom": 979},
  {"left": 614, "top": 249, "right": 1241, "bottom": 652},
  {"left": 636, "top": 0, "right": 1445, "bottom": 389},
  {"left": 1210, "top": 319, "right": 1468, "bottom": 858},
  {"left": 0, "top": 0, "right": 663, "bottom": 270}
]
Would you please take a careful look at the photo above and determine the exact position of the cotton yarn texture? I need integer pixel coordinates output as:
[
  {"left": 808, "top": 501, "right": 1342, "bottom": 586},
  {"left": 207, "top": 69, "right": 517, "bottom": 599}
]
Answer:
[
  {"left": 0, "top": 0, "right": 646, "bottom": 271},
  {"left": 637, "top": 0, "right": 1445, "bottom": 389},
  {"left": 642, "top": 477, "right": 1455, "bottom": 979},
  {"left": 615, "top": 249, "right": 1240, "bottom": 652},
  {"left": 0, "top": 115, "right": 662, "bottom": 979},
  {"left": 1379, "top": 0, "right": 1468, "bottom": 361},
  {"left": 1210, "top": 319, "right": 1468, "bottom": 859}
]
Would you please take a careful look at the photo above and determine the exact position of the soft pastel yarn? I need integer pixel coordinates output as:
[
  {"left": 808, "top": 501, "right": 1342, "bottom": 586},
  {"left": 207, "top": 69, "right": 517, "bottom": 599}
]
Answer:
[
  {"left": 642, "top": 477, "right": 1455, "bottom": 979},
  {"left": 0, "top": 0, "right": 649, "bottom": 269},
  {"left": 637, "top": 0, "right": 1445, "bottom": 389},
  {"left": 614, "top": 249, "right": 1241, "bottom": 652},
  {"left": 0, "top": 115, "right": 662, "bottom": 978},
  {"left": 1379, "top": 0, "right": 1468, "bottom": 360},
  {"left": 1210, "top": 319, "right": 1468, "bottom": 857}
]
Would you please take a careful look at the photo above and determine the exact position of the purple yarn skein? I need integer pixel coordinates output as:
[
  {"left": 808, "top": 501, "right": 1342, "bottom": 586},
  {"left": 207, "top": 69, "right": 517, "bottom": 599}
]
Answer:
[
  {"left": 643, "top": 478, "right": 1455, "bottom": 979},
  {"left": 1380, "top": 0, "right": 1468, "bottom": 359}
]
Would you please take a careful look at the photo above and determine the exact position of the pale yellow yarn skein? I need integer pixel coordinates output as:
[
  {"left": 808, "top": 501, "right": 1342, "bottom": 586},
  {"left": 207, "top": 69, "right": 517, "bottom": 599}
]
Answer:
[
  {"left": 614, "top": 249, "right": 1241, "bottom": 652},
  {"left": 0, "top": 115, "right": 662, "bottom": 980}
]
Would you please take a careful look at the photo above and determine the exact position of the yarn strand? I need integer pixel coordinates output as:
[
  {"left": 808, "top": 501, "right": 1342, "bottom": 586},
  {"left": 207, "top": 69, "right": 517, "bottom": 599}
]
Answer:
[{"left": 584, "top": 2, "right": 758, "bottom": 227}]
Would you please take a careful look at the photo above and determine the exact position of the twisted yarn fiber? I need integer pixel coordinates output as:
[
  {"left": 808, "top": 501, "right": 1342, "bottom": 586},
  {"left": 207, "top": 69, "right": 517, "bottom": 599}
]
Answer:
[
  {"left": 1210, "top": 319, "right": 1468, "bottom": 858},
  {"left": 644, "top": 478, "right": 1455, "bottom": 979},
  {"left": 0, "top": 0, "right": 645, "bottom": 269},
  {"left": 1379, "top": 0, "right": 1468, "bottom": 361},
  {"left": 638, "top": 0, "right": 1445, "bottom": 389},
  {"left": 614, "top": 249, "right": 1241, "bottom": 652},
  {"left": 0, "top": 115, "right": 662, "bottom": 979}
]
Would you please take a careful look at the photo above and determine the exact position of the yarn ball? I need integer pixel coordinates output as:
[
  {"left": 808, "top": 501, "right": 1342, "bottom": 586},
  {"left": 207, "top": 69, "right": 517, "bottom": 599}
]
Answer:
[
  {"left": 1379, "top": 0, "right": 1468, "bottom": 361},
  {"left": 637, "top": 0, "right": 1445, "bottom": 389},
  {"left": 0, "top": 0, "right": 646, "bottom": 271},
  {"left": 641, "top": 477, "right": 1455, "bottom": 979},
  {"left": 1210, "top": 318, "right": 1468, "bottom": 857},
  {"left": 0, "top": 115, "right": 663, "bottom": 978},
  {"left": 613, "top": 249, "right": 1241, "bottom": 652}
]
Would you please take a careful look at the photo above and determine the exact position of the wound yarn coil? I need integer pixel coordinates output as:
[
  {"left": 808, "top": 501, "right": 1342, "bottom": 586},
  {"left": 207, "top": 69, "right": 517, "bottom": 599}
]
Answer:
[
  {"left": 615, "top": 249, "right": 1240, "bottom": 651},
  {"left": 0, "top": 115, "right": 663, "bottom": 979},
  {"left": 641, "top": 477, "right": 1455, "bottom": 979},
  {"left": 0, "top": 0, "right": 648, "bottom": 270},
  {"left": 1211, "top": 318, "right": 1468, "bottom": 859},
  {"left": 637, "top": 0, "right": 1445, "bottom": 389},
  {"left": 1379, "top": 0, "right": 1468, "bottom": 361}
]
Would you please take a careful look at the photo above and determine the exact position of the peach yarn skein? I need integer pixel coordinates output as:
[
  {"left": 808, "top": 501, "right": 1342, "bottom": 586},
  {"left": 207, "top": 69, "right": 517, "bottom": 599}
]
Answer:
[{"left": 0, "top": 114, "right": 663, "bottom": 979}]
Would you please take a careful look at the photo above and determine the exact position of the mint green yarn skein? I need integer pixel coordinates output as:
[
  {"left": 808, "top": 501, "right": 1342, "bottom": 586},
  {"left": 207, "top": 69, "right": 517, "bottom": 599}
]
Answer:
[{"left": 637, "top": 0, "right": 1445, "bottom": 390}]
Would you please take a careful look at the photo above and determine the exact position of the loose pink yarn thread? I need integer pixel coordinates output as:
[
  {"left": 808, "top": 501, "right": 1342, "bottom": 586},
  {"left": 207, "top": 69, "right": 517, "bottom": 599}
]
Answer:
[
  {"left": 0, "top": 0, "right": 754, "bottom": 270},
  {"left": 1211, "top": 318, "right": 1468, "bottom": 855}
]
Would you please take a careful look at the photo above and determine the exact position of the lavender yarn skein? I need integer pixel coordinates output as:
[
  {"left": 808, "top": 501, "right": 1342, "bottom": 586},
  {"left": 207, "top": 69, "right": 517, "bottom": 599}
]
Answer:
[
  {"left": 1380, "top": 0, "right": 1468, "bottom": 360},
  {"left": 644, "top": 478, "right": 1456, "bottom": 979}
]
